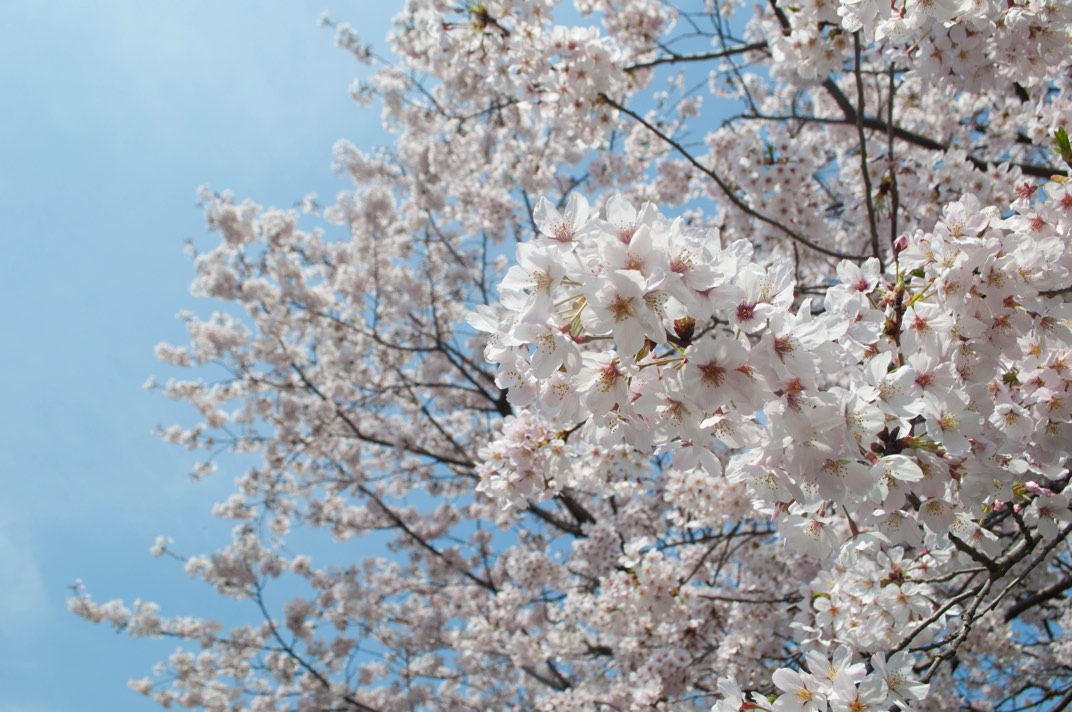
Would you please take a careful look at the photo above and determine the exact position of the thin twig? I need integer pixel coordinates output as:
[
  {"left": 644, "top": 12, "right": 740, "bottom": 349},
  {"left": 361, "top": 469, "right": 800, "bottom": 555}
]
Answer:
[
  {"left": 601, "top": 94, "right": 868, "bottom": 261},
  {"left": 624, "top": 42, "right": 768, "bottom": 72},
  {"left": 887, "top": 63, "right": 900, "bottom": 250},
  {"left": 853, "top": 33, "right": 883, "bottom": 270}
]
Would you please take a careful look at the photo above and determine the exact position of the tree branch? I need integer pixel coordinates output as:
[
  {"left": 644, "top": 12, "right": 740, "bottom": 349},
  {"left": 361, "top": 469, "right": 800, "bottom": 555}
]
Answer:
[
  {"left": 601, "top": 93, "right": 869, "bottom": 261},
  {"left": 624, "top": 41, "right": 768, "bottom": 72},
  {"left": 852, "top": 32, "right": 884, "bottom": 270}
]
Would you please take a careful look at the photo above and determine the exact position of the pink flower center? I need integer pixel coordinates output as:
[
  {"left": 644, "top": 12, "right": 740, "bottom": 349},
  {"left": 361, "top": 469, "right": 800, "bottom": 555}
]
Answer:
[
  {"left": 699, "top": 362, "right": 725, "bottom": 387},
  {"left": 608, "top": 295, "right": 636, "bottom": 321},
  {"left": 736, "top": 302, "right": 756, "bottom": 322}
]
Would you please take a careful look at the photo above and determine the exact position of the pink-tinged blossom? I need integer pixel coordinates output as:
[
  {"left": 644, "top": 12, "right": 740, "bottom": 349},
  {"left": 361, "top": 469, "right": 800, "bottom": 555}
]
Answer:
[
  {"left": 682, "top": 337, "right": 755, "bottom": 413},
  {"left": 658, "top": 222, "right": 737, "bottom": 317},
  {"left": 493, "top": 350, "right": 538, "bottom": 406},
  {"left": 805, "top": 647, "right": 866, "bottom": 688},
  {"left": 1023, "top": 493, "right": 1072, "bottom": 540},
  {"left": 595, "top": 223, "right": 667, "bottom": 284},
  {"left": 533, "top": 192, "right": 591, "bottom": 245},
  {"left": 936, "top": 193, "right": 988, "bottom": 240},
  {"left": 918, "top": 498, "right": 956, "bottom": 534},
  {"left": 829, "top": 674, "right": 888, "bottom": 712},
  {"left": 901, "top": 302, "right": 953, "bottom": 354},
  {"left": 870, "top": 652, "right": 929, "bottom": 708},
  {"left": 772, "top": 397, "right": 846, "bottom": 478},
  {"left": 732, "top": 262, "right": 794, "bottom": 333},
  {"left": 498, "top": 242, "right": 567, "bottom": 321},
  {"left": 861, "top": 352, "right": 921, "bottom": 421},
  {"left": 824, "top": 289, "right": 883, "bottom": 352},
  {"left": 476, "top": 411, "right": 571, "bottom": 509},
  {"left": 712, "top": 675, "right": 770, "bottom": 712},
  {"left": 757, "top": 306, "right": 833, "bottom": 388},
  {"left": 836, "top": 390, "right": 885, "bottom": 450},
  {"left": 702, "top": 410, "right": 765, "bottom": 450},
  {"left": 836, "top": 257, "right": 882, "bottom": 294},
  {"left": 582, "top": 268, "right": 665, "bottom": 358},
  {"left": 598, "top": 193, "right": 661, "bottom": 244},
  {"left": 538, "top": 370, "right": 582, "bottom": 422},
  {"left": 73, "top": 2, "right": 1072, "bottom": 705},
  {"left": 772, "top": 667, "right": 827, "bottom": 712},
  {"left": 512, "top": 321, "right": 580, "bottom": 379},
  {"left": 575, "top": 351, "right": 631, "bottom": 415},
  {"left": 815, "top": 458, "right": 872, "bottom": 500},
  {"left": 905, "top": 352, "right": 956, "bottom": 400},
  {"left": 921, "top": 390, "right": 982, "bottom": 456},
  {"left": 869, "top": 455, "right": 924, "bottom": 510},
  {"left": 876, "top": 511, "right": 924, "bottom": 547},
  {"left": 781, "top": 505, "right": 840, "bottom": 559},
  {"left": 634, "top": 372, "right": 706, "bottom": 445}
]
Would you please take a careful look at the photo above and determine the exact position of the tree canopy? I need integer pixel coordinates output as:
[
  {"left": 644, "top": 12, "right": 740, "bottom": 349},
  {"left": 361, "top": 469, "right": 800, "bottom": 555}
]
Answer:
[{"left": 72, "top": 1, "right": 1072, "bottom": 709}]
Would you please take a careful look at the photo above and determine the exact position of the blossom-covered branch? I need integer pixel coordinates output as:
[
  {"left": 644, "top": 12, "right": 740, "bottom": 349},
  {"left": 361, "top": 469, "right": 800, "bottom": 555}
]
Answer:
[{"left": 72, "top": 0, "right": 1072, "bottom": 709}]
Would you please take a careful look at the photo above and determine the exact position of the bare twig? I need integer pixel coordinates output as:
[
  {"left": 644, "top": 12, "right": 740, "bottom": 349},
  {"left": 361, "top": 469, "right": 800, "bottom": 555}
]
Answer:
[
  {"left": 853, "top": 33, "right": 883, "bottom": 270},
  {"left": 601, "top": 94, "right": 869, "bottom": 261},
  {"left": 624, "top": 42, "right": 768, "bottom": 72}
]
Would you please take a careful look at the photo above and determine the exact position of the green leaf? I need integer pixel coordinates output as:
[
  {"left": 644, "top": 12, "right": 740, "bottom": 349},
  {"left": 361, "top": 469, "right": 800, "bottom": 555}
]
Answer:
[{"left": 1054, "top": 126, "right": 1072, "bottom": 167}]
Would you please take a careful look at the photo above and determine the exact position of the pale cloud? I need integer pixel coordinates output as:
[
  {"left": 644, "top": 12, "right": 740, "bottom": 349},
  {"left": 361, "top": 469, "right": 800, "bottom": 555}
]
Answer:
[{"left": 0, "top": 509, "right": 47, "bottom": 634}]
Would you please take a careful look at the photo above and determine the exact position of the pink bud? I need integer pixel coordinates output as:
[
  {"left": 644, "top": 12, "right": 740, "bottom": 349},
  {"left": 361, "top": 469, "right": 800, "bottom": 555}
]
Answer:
[
  {"left": 1024, "top": 481, "right": 1052, "bottom": 496},
  {"left": 893, "top": 234, "right": 908, "bottom": 256}
]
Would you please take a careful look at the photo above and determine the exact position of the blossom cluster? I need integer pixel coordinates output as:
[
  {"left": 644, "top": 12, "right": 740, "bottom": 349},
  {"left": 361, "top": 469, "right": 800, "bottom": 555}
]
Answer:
[
  {"left": 714, "top": 647, "right": 927, "bottom": 712},
  {"left": 761, "top": 0, "right": 1072, "bottom": 91},
  {"left": 476, "top": 181, "right": 1072, "bottom": 708},
  {"left": 68, "top": 0, "right": 1072, "bottom": 708},
  {"left": 475, "top": 408, "right": 655, "bottom": 510},
  {"left": 489, "top": 183, "right": 1072, "bottom": 520}
]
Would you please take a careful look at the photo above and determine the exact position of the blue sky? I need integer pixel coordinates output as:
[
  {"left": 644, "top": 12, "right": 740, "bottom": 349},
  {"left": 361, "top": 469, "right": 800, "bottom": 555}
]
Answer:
[{"left": 0, "top": 3, "right": 396, "bottom": 709}]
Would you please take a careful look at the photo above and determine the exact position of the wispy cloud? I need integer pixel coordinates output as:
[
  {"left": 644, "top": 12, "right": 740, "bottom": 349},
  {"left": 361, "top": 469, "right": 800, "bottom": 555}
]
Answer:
[{"left": 0, "top": 508, "right": 47, "bottom": 635}]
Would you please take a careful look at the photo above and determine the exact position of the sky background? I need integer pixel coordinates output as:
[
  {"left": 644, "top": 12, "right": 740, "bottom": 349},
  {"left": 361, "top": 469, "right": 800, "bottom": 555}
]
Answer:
[{"left": 1, "top": 3, "right": 397, "bottom": 709}]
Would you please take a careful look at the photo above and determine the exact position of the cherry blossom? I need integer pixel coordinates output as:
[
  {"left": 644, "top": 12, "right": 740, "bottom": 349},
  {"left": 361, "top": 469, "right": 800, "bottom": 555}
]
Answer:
[{"left": 69, "top": 1, "right": 1072, "bottom": 710}]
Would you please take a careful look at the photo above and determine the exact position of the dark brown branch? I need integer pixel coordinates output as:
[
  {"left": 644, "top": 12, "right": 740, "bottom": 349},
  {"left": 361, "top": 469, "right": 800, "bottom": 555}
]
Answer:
[
  {"left": 521, "top": 664, "right": 570, "bottom": 692},
  {"left": 887, "top": 63, "right": 900, "bottom": 250},
  {"left": 1004, "top": 575, "right": 1072, "bottom": 623},
  {"left": 624, "top": 41, "right": 768, "bottom": 72},
  {"left": 526, "top": 502, "right": 587, "bottom": 538},
  {"left": 1050, "top": 685, "right": 1072, "bottom": 712},
  {"left": 395, "top": 371, "right": 477, "bottom": 467},
  {"left": 948, "top": 531, "right": 999, "bottom": 572},
  {"left": 820, "top": 78, "right": 1063, "bottom": 180},
  {"left": 700, "top": 593, "right": 802, "bottom": 604},
  {"left": 764, "top": 0, "right": 1063, "bottom": 181},
  {"left": 358, "top": 483, "right": 498, "bottom": 593},
  {"left": 601, "top": 93, "right": 869, "bottom": 261},
  {"left": 853, "top": 33, "right": 884, "bottom": 270},
  {"left": 291, "top": 362, "right": 474, "bottom": 470},
  {"left": 983, "top": 523, "right": 1072, "bottom": 620},
  {"left": 556, "top": 488, "right": 597, "bottom": 527},
  {"left": 921, "top": 578, "right": 993, "bottom": 683},
  {"left": 1041, "top": 284, "right": 1072, "bottom": 298},
  {"left": 889, "top": 573, "right": 984, "bottom": 655},
  {"left": 253, "top": 584, "right": 381, "bottom": 712}
]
